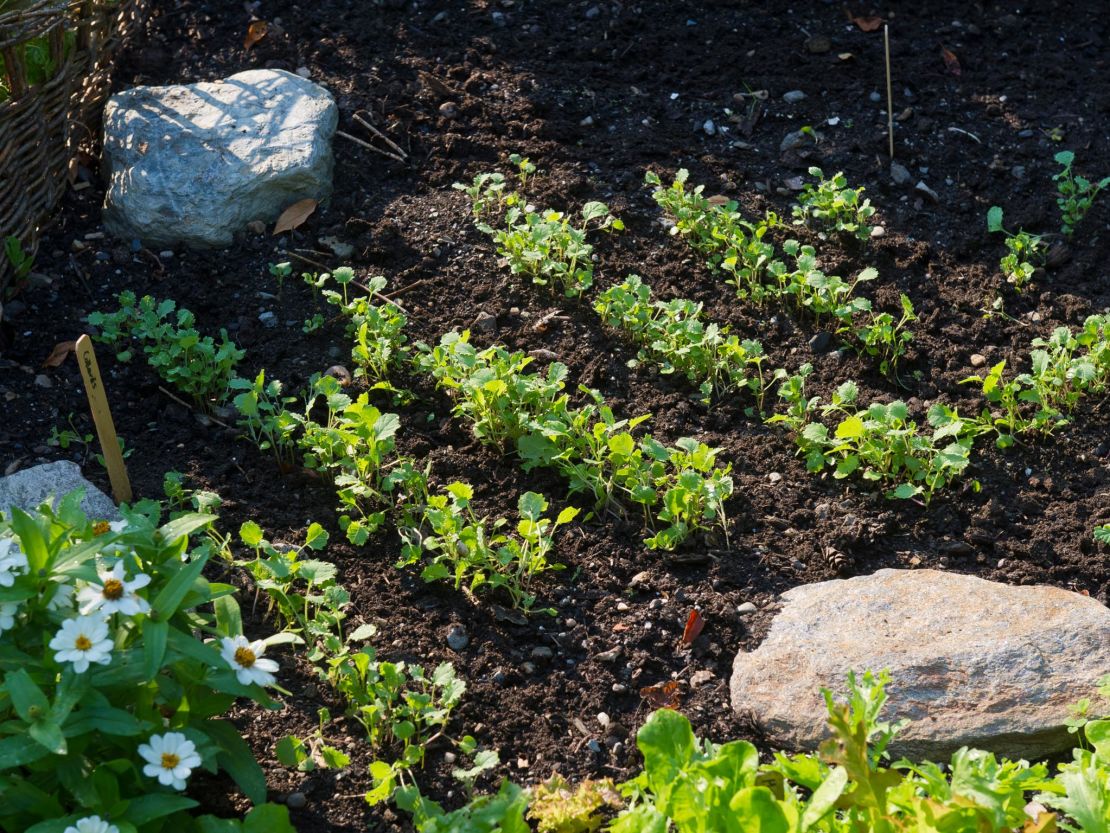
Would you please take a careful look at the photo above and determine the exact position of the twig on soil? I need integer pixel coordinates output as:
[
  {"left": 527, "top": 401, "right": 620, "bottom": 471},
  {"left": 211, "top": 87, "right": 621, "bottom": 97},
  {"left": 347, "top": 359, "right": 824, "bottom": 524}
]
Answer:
[
  {"left": 337, "top": 129, "right": 407, "bottom": 163},
  {"left": 285, "top": 250, "right": 412, "bottom": 315},
  {"left": 157, "top": 386, "right": 232, "bottom": 429},
  {"left": 380, "top": 278, "right": 428, "bottom": 300},
  {"left": 947, "top": 126, "right": 982, "bottom": 144},
  {"left": 353, "top": 111, "right": 409, "bottom": 159},
  {"left": 884, "top": 25, "right": 894, "bottom": 159}
]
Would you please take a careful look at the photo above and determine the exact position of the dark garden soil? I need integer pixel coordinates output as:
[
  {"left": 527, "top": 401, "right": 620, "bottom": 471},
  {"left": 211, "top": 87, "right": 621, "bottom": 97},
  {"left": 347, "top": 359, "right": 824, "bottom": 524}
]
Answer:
[{"left": 3, "top": 0, "right": 1110, "bottom": 829}]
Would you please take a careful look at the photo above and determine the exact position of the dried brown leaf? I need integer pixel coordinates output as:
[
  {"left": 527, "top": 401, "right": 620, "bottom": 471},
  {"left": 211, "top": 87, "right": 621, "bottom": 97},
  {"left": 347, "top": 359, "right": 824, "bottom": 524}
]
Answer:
[
  {"left": 244, "top": 20, "right": 268, "bottom": 50},
  {"left": 942, "top": 47, "right": 961, "bottom": 76},
  {"left": 42, "top": 340, "right": 76, "bottom": 368},
  {"left": 681, "top": 609, "right": 705, "bottom": 645},
  {"left": 852, "top": 15, "right": 883, "bottom": 32},
  {"left": 272, "top": 198, "right": 318, "bottom": 235}
]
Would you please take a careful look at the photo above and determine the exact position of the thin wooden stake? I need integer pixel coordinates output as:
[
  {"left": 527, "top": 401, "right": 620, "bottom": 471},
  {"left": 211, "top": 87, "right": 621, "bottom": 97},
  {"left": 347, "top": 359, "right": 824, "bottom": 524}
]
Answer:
[
  {"left": 884, "top": 24, "right": 894, "bottom": 160},
  {"left": 74, "top": 335, "right": 132, "bottom": 504}
]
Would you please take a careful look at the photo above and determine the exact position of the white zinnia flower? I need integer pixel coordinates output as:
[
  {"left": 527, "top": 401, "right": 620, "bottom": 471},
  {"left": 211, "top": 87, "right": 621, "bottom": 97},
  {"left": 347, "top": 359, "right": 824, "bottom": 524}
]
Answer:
[
  {"left": 47, "top": 580, "right": 74, "bottom": 612},
  {"left": 77, "top": 561, "right": 151, "bottom": 616},
  {"left": 0, "top": 537, "right": 28, "bottom": 587},
  {"left": 138, "top": 732, "right": 202, "bottom": 790},
  {"left": 64, "top": 816, "right": 120, "bottom": 833},
  {"left": 0, "top": 601, "right": 18, "bottom": 632},
  {"left": 220, "top": 635, "right": 279, "bottom": 687},
  {"left": 49, "top": 614, "right": 113, "bottom": 672}
]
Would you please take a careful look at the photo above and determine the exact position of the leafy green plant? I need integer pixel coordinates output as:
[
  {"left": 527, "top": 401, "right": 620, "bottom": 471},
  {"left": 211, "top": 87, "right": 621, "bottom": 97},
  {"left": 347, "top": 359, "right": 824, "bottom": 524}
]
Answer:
[
  {"left": 963, "top": 315, "right": 1110, "bottom": 447},
  {"left": 398, "top": 484, "right": 578, "bottom": 612},
  {"left": 1054, "top": 150, "right": 1110, "bottom": 237},
  {"left": 1096, "top": 525, "right": 1110, "bottom": 545},
  {"left": 594, "top": 274, "right": 774, "bottom": 409},
  {"left": 325, "top": 650, "right": 465, "bottom": 802},
  {"left": 0, "top": 496, "right": 295, "bottom": 832},
  {"left": 318, "top": 271, "right": 409, "bottom": 383},
  {"left": 528, "top": 775, "right": 620, "bottom": 833},
  {"left": 986, "top": 206, "right": 1047, "bottom": 290},
  {"left": 397, "top": 780, "right": 530, "bottom": 833},
  {"left": 87, "top": 292, "right": 245, "bottom": 411},
  {"left": 846, "top": 293, "right": 917, "bottom": 379},
  {"left": 420, "top": 332, "right": 733, "bottom": 550},
  {"left": 230, "top": 370, "right": 298, "bottom": 468},
  {"left": 294, "top": 374, "right": 406, "bottom": 544},
  {"left": 454, "top": 171, "right": 511, "bottom": 219},
  {"left": 792, "top": 167, "right": 876, "bottom": 242},
  {"left": 770, "top": 374, "right": 978, "bottom": 503},
  {"left": 484, "top": 200, "right": 622, "bottom": 297},
  {"left": 47, "top": 414, "right": 93, "bottom": 460},
  {"left": 508, "top": 153, "right": 536, "bottom": 191},
  {"left": 645, "top": 169, "right": 779, "bottom": 304},
  {"left": 458, "top": 159, "right": 622, "bottom": 298},
  {"left": 398, "top": 668, "right": 1110, "bottom": 832},
  {"left": 302, "top": 312, "right": 325, "bottom": 334},
  {"left": 779, "top": 239, "right": 876, "bottom": 322},
  {"left": 274, "top": 707, "right": 350, "bottom": 773},
  {"left": 416, "top": 331, "right": 568, "bottom": 447},
  {"left": 4, "top": 235, "right": 33, "bottom": 279},
  {"left": 234, "top": 520, "right": 345, "bottom": 655}
]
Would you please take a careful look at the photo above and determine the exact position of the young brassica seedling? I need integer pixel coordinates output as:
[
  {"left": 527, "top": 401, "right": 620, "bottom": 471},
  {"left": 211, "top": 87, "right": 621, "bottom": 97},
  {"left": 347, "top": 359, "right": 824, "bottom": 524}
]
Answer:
[
  {"left": 986, "top": 206, "right": 1046, "bottom": 290},
  {"left": 1054, "top": 150, "right": 1110, "bottom": 237}
]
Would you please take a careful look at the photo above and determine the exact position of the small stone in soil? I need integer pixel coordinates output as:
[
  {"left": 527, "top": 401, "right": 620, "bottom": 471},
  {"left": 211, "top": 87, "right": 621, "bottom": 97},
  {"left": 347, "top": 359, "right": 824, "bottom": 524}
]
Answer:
[
  {"left": 522, "top": 661, "right": 536, "bottom": 674},
  {"left": 737, "top": 602, "right": 758, "bottom": 614},
  {"left": 630, "top": 570, "right": 651, "bottom": 588},
  {"left": 890, "top": 162, "right": 912, "bottom": 185},
  {"left": 915, "top": 181, "right": 940, "bottom": 202},
  {"left": 258, "top": 311, "right": 277, "bottom": 327},
  {"left": 805, "top": 35, "right": 831, "bottom": 53},
  {"left": 970, "top": 353, "right": 986, "bottom": 367},
  {"left": 286, "top": 792, "right": 306, "bottom": 809},
  {"left": 690, "top": 669, "right": 715, "bottom": 688},
  {"left": 587, "top": 739, "right": 603, "bottom": 754},
  {"left": 473, "top": 311, "right": 497, "bottom": 333},
  {"left": 612, "top": 683, "right": 628, "bottom": 693},
  {"left": 446, "top": 624, "right": 469, "bottom": 651},
  {"left": 782, "top": 90, "right": 807, "bottom": 103},
  {"left": 531, "top": 646, "right": 554, "bottom": 660},
  {"left": 870, "top": 225, "right": 885, "bottom": 238},
  {"left": 597, "top": 711, "right": 610, "bottom": 728},
  {"left": 34, "top": 374, "right": 52, "bottom": 388}
]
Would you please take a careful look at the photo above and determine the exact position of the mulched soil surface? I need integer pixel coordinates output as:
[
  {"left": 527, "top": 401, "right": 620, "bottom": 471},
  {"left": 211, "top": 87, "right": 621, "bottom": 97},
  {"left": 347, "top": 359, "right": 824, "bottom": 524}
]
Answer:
[{"left": 3, "top": 0, "right": 1110, "bottom": 829}]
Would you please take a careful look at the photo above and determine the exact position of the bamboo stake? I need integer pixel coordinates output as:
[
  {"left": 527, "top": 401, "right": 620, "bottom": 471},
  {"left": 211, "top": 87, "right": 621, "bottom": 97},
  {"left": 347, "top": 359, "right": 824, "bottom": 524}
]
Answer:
[
  {"left": 74, "top": 335, "right": 132, "bottom": 504},
  {"left": 884, "top": 25, "right": 894, "bottom": 160}
]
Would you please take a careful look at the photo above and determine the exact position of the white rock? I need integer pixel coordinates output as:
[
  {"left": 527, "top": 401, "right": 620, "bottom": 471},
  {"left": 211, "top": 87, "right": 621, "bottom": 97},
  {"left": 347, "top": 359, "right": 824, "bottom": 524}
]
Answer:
[
  {"left": 0, "top": 461, "right": 119, "bottom": 521},
  {"left": 730, "top": 569, "right": 1110, "bottom": 759},
  {"left": 102, "top": 69, "right": 338, "bottom": 248},
  {"left": 782, "top": 90, "right": 807, "bottom": 104}
]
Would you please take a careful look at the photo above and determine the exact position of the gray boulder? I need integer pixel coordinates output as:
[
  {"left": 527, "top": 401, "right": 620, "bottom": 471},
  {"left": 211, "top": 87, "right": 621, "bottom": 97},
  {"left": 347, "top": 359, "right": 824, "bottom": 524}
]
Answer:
[
  {"left": 730, "top": 569, "right": 1110, "bottom": 760},
  {"left": 102, "top": 69, "right": 337, "bottom": 248},
  {"left": 0, "top": 461, "right": 120, "bottom": 521}
]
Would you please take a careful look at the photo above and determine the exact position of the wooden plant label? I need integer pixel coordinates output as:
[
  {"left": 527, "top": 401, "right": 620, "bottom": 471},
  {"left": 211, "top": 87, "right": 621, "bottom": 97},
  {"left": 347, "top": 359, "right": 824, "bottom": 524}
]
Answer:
[{"left": 74, "top": 334, "right": 133, "bottom": 504}]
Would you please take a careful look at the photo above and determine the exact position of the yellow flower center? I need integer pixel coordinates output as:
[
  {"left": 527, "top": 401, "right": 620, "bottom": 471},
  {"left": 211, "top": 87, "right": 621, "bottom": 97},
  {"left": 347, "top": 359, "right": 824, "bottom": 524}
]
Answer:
[
  {"left": 234, "top": 646, "right": 257, "bottom": 668},
  {"left": 75, "top": 635, "right": 92, "bottom": 651},
  {"left": 102, "top": 578, "right": 125, "bottom": 600},
  {"left": 161, "top": 752, "right": 180, "bottom": 770},
  {"left": 93, "top": 521, "right": 111, "bottom": 536}
]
